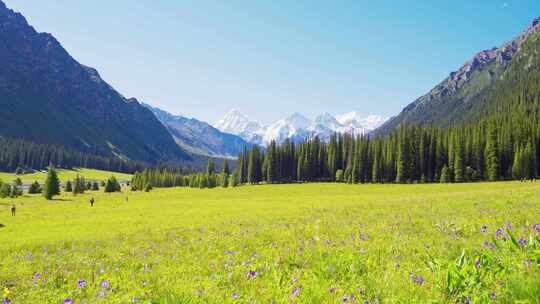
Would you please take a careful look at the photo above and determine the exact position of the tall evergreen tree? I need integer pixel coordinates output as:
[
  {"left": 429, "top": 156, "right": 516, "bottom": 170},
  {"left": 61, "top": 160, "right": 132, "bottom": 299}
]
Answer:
[{"left": 43, "top": 166, "right": 60, "bottom": 200}]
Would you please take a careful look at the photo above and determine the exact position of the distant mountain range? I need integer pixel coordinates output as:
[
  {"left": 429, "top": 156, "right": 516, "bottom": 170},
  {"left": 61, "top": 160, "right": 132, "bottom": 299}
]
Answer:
[
  {"left": 143, "top": 104, "right": 249, "bottom": 158},
  {"left": 0, "top": 1, "right": 189, "bottom": 164},
  {"left": 376, "top": 17, "right": 540, "bottom": 134},
  {"left": 215, "top": 110, "right": 387, "bottom": 145}
]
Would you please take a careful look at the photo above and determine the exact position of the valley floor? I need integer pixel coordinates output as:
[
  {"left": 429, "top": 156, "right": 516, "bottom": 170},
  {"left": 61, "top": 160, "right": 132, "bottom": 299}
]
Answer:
[{"left": 1, "top": 182, "right": 539, "bottom": 303}]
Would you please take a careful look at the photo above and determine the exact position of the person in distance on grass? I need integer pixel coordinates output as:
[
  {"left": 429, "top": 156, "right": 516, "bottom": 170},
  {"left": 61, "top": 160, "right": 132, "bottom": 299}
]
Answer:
[
  {"left": 11, "top": 204, "right": 16, "bottom": 216},
  {"left": 90, "top": 197, "right": 94, "bottom": 207}
]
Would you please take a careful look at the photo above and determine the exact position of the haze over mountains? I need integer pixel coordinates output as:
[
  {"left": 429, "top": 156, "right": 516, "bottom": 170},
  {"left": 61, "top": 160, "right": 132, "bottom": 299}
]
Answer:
[{"left": 215, "top": 110, "right": 387, "bottom": 145}]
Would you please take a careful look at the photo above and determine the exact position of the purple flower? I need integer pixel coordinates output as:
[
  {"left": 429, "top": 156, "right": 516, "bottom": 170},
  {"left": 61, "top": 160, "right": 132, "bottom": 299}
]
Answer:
[
  {"left": 247, "top": 270, "right": 257, "bottom": 279},
  {"left": 292, "top": 287, "right": 300, "bottom": 296},
  {"left": 495, "top": 228, "right": 503, "bottom": 238},
  {"left": 64, "top": 299, "right": 73, "bottom": 304},
  {"left": 415, "top": 275, "right": 424, "bottom": 285},
  {"left": 143, "top": 264, "right": 150, "bottom": 272},
  {"left": 292, "top": 277, "right": 298, "bottom": 283},
  {"left": 33, "top": 272, "right": 40, "bottom": 280},
  {"left": 232, "top": 293, "right": 239, "bottom": 300},
  {"left": 364, "top": 301, "right": 369, "bottom": 304},
  {"left": 490, "top": 292, "right": 496, "bottom": 300},
  {"left": 328, "top": 287, "right": 336, "bottom": 293},
  {"left": 3, "top": 299, "right": 11, "bottom": 304},
  {"left": 475, "top": 259, "right": 481, "bottom": 268},
  {"left": 132, "top": 296, "right": 140, "bottom": 303},
  {"left": 483, "top": 240, "right": 495, "bottom": 250},
  {"left": 100, "top": 280, "right": 109, "bottom": 289},
  {"left": 77, "top": 279, "right": 86, "bottom": 289},
  {"left": 350, "top": 294, "right": 356, "bottom": 302},
  {"left": 505, "top": 222, "right": 513, "bottom": 230},
  {"left": 518, "top": 238, "right": 526, "bottom": 247},
  {"left": 480, "top": 225, "right": 487, "bottom": 233}
]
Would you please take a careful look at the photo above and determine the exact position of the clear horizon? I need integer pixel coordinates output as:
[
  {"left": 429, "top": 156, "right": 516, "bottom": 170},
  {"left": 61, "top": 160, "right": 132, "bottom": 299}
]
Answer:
[{"left": 5, "top": 0, "right": 540, "bottom": 124}]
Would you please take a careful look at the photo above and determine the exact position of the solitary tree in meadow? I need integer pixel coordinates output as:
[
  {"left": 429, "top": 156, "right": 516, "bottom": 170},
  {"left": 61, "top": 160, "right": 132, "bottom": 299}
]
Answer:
[{"left": 43, "top": 166, "right": 60, "bottom": 200}]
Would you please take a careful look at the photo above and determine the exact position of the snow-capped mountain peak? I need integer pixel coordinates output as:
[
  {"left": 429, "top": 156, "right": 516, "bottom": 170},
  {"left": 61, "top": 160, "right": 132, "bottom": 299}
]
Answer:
[
  {"left": 215, "top": 109, "right": 263, "bottom": 135},
  {"left": 215, "top": 110, "right": 387, "bottom": 146}
]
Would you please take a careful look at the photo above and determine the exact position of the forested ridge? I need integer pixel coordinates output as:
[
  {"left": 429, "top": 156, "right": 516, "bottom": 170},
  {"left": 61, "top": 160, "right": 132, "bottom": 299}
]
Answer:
[{"left": 0, "top": 137, "right": 147, "bottom": 174}]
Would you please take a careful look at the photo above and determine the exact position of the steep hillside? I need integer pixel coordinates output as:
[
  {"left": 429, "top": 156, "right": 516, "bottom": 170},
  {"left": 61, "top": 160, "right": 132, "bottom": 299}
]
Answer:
[
  {"left": 0, "top": 1, "right": 188, "bottom": 163},
  {"left": 144, "top": 104, "right": 248, "bottom": 158},
  {"left": 377, "top": 17, "right": 540, "bottom": 134}
]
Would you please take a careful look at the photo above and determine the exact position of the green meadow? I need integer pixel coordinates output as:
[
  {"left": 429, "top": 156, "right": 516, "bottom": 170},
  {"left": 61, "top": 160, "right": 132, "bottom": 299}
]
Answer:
[
  {"left": 0, "top": 168, "right": 133, "bottom": 184},
  {"left": 1, "top": 181, "right": 539, "bottom": 303}
]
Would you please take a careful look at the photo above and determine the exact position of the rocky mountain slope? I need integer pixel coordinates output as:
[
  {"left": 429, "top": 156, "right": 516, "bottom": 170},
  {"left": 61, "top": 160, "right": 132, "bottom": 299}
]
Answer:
[
  {"left": 0, "top": 1, "right": 188, "bottom": 163},
  {"left": 144, "top": 104, "right": 249, "bottom": 158},
  {"left": 376, "top": 17, "right": 540, "bottom": 134}
]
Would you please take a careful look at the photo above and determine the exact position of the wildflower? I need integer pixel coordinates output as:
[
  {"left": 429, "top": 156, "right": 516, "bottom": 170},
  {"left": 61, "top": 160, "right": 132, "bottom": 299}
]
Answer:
[
  {"left": 33, "top": 272, "right": 40, "bottom": 280},
  {"left": 350, "top": 294, "right": 356, "bottom": 302},
  {"left": 64, "top": 299, "right": 73, "bottom": 304},
  {"left": 475, "top": 259, "right": 481, "bottom": 268},
  {"left": 3, "top": 299, "right": 11, "bottom": 304},
  {"left": 357, "top": 288, "right": 363, "bottom": 295},
  {"left": 518, "top": 238, "right": 526, "bottom": 247},
  {"left": 77, "top": 279, "right": 86, "bottom": 289},
  {"left": 247, "top": 270, "right": 257, "bottom": 279},
  {"left": 2, "top": 288, "right": 9, "bottom": 298},
  {"left": 490, "top": 292, "right": 496, "bottom": 300},
  {"left": 408, "top": 272, "right": 415, "bottom": 281},
  {"left": 232, "top": 293, "right": 239, "bottom": 300},
  {"left": 143, "top": 264, "right": 150, "bottom": 272},
  {"left": 524, "top": 260, "right": 531, "bottom": 267},
  {"left": 415, "top": 275, "right": 424, "bottom": 285},
  {"left": 132, "top": 296, "right": 140, "bottom": 303},
  {"left": 364, "top": 301, "right": 369, "bottom": 304},
  {"left": 505, "top": 222, "right": 513, "bottom": 230},
  {"left": 100, "top": 280, "right": 109, "bottom": 289},
  {"left": 292, "top": 277, "right": 298, "bottom": 283},
  {"left": 395, "top": 263, "right": 401, "bottom": 269},
  {"left": 480, "top": 225, "right": 487, "bottom": 233},
  {"left": 292, "top": 287, "right": 300, "bottom": 296},
  {"left": 328, "top": 287, "right": 335, "bottom": 293},
  {"left": 495, "top": 228, "right": 503, "bottom": 238},
  {"left": 483, "top": 240, "right": 495, "bottom": 250}
]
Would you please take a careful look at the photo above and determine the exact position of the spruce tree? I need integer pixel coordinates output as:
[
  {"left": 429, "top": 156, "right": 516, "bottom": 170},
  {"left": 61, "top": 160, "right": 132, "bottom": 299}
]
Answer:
[
  {"left": 485, "top": 126, "right": 499, "bottom": 181},
  {"left": 65, "top": 180, "right": 73, "bottom": 192},
  {"left": 440, "top": 165, "right": 450, "bottom": 183},
  {"left": 43, "top": 166, "right": 60, "bottom": 200}
]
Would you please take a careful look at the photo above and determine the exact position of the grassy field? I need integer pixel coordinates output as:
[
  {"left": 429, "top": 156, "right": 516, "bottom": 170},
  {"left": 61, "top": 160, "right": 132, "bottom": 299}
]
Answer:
[
  {"left": 0, "top": 168, "right": 133, "bottom": 184},
  {"left": 0, "top": 182, "right": 539, "bottom": 303}
]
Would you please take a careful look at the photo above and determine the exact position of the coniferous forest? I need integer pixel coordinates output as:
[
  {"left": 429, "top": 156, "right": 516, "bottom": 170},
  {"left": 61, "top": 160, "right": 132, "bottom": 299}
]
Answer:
[{"left": 132, "top": 111, "right": 540, "bottom": 189}]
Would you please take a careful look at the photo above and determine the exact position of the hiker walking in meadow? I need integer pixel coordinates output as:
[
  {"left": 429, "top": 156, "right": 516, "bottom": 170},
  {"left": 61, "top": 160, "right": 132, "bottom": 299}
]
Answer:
[
  {"left": 11, "top": 204, "right": 16, "bottom": 216},
  {"left": 90, "top": 197, "right": 95, "bottom": 207}
]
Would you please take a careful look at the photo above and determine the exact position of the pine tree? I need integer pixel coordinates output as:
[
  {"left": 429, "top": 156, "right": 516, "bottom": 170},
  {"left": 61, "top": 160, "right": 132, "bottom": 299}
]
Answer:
[
  {"left": 485, "top": 126, "right": 499, "bottom": 181},
  {"left": 440, "top": 165, "right": 450, "bottom": 183},
  {"left": 454, "top": 136, "right": 464, "bottom": 183},
  {"left": 43, "top": 166, "right": 60, "bottom": 200},
  {"left": 206, "top": 159, "right": 215, "bottom": 175},
  {"left": 65, "top": 180, "right": 73, "bottom": 192}
]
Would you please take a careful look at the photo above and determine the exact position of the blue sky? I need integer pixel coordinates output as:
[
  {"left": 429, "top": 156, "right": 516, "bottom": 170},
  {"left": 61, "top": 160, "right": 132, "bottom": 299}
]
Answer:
[{"left": 6, "top": 1, "right": 540, "bottom": 123}]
